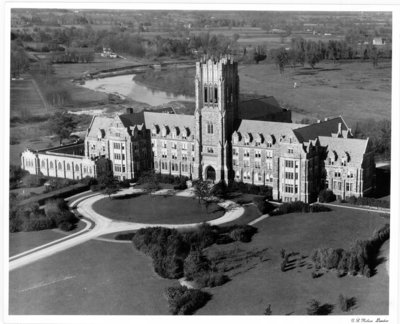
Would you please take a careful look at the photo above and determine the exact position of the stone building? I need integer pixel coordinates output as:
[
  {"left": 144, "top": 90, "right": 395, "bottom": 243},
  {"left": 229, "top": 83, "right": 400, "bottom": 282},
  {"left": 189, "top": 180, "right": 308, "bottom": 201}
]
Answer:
[{"left": 21, "top": 56, "right": 374, "bottom": 202}]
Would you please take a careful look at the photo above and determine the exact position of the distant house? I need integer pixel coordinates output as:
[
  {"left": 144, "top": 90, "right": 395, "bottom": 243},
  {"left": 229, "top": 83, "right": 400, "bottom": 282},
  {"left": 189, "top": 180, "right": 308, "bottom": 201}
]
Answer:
[
  {"left": 101, "top": 47, "right": 118, "bottom": 58},
  {"left": 372, "top": 37, "right": 385, "bottom": 46}
]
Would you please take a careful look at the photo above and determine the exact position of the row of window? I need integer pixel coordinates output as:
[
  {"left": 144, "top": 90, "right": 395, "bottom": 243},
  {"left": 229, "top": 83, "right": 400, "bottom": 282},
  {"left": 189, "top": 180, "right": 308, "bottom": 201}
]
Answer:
[
  {"left": 41, "top": 160, "right": 91, "bottom": 173},
  {"left": 114, "top": 164, "right": 126, "bottom": 173},
  {"left": 156, "top": 161, "right": 191, "bottom": 173},
  {"left": 233, "top": 137, "right": 274, "bottom": 147},
  {"left": 235, "top": 171, "right": 274, "bottom": 183},
  {"left": 233, "top": 149, "right": 273, "bottom": 158},
  {"left": 113, "top": 142, "right": 125, "bottom": 150},
  {"left": 204, "top": 85, "right": 218, "bottom": 104},
  {"left": 233, "top": 160, "right": 273, "bottom": 169},
  {"left": 25, "top": 159, "right": 34, "bottom": 168},
  {"left": 155, "top": 141, "right": 194, "bottom": 151},
  {"left": 333, "top": 181, "right": 355, "bottom": 192}
]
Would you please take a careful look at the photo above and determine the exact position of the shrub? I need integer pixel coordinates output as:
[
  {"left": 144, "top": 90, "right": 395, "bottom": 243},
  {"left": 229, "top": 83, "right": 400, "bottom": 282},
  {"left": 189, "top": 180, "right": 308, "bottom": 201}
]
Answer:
[
  {"left": 306, "top": 299, "right": 322, "bottom": 315},
  {"left": 228, "top": 225, "right": 257, "bottom": 243},
  {"left": 318, "top": 189, "right": 336, "bottom": 203},
  {"left": 90, "top": 183, "right": 105, "bottom": 192},
  {"left": 310, "top": 204, "right": 332, "bottom": 213},
  {"left": 253, "top": 196, "right": 275, "bottom": 214},
  {"left": 164, "top": 286, "right": 211, "bottom": 315},
  {"left": 184, "top": 250, "right": 211, "bottom": 280},
  {"left": 119, "top": 179, "right": 131, "bottom": 188},
  {"left": 211, "top": 181, "right": 228, "bottom": 198},
  {"left": 194, "top": 272, "right": 230, "bottom": 288},
  {"left": 280, "top": 248, "right": 286, "bottom": 259},
  {"left": 338, "top": 294, "right": 356, "bottom": 312},
  {"left": 58, "top": 221, "right": 75, "bottom": 231},
  {"left": 347, "top": 196, "right": 390, "bottom": 209},
  {"left": 271, "top": 201, "right": 314, "bottom": 216},
  {"left": 215, "top": 235, "right": 234, "bottom": 245},
  {"left": 264, "top": 304, "right": 272, "bottom": 315},
  {"left": 22, "top": 174, "right": 45, "bottom": 187},
  {"left": 132, "top": 227, "right": 190, "bottom": 279},
  {"left": 22, "top": 216, "right": 55, "bottom": 231},
  {"left": 306, "top": 299, "right": 333, "bottom": 315}
]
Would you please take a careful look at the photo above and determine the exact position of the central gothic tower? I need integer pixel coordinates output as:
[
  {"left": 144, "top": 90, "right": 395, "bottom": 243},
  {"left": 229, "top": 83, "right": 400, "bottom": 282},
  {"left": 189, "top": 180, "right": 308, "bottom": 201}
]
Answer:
[{"left": 193, "top": 56, "right": 239, "bottom": 183}]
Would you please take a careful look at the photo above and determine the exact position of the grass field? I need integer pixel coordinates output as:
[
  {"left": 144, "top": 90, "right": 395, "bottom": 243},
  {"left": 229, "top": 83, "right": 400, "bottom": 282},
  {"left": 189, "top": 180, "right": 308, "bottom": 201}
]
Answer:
[
  {"left": 9, "top": 204, "right": 389, "bottom": 315},
  {"left": 91, "top": 194, "right": 224, "bottom": 224},
  {"left": 136, "top": 60, "right": 391, "bottom": 126},
  {"left": 9, "top": 221, "right": 86, "bottom": 257},
  {"left": 9, "top": 239, "right": 173, "bottom": 315},
  {"left": 10, "top": 73, "right": 49, "bottom": 118},
  {"left": 197, "top": 206, "right": 389, "bottom": 315}
]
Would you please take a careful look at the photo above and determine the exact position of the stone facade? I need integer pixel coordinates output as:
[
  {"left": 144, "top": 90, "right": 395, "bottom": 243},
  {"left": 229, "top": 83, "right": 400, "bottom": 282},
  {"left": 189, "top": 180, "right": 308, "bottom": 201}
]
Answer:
[{"left": 21, "top": 56, "right": 374, "bottom": 202}]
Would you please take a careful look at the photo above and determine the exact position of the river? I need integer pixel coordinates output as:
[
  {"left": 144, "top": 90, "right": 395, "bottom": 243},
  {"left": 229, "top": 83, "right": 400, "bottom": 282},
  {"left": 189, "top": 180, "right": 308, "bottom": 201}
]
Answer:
[{"left": 80, "top": 74, "right": 194, "bottom": 106}]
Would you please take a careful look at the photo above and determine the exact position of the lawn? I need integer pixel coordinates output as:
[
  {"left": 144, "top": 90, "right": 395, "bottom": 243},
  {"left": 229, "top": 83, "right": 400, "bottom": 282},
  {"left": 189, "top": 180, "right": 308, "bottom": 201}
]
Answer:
[
  {"left": 9, "top": 221, "right": 86, "bottom": 257},
  {"left": 91, "top": 194, "right": 224, "bottom": 224},
  {"left": 9, "top": 240, "right": 173, "bottom": 315},
  {"left": 197, "top": 206, "right": 389, "bottom": 315}
]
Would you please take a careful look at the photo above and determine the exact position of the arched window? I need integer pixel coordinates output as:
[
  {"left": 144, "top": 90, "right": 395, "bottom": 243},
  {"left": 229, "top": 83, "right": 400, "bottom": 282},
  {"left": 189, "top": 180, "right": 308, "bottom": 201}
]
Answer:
[
  {"left": 67, "top": 163, "right": 71, "bottom": 171},
  {"left": 214, "top": 86, "right": 218, "bottom": 103},
  {"left": 75, "top": 164, "right": 80, "bottom": 172},
  {"left": 58, "top": 162, "right": 62, "bottom": 170},
  {"left": 204, "top": 86, "right": 208, "bottom": 103},
  {"left": 207, "top": 122, "right": 214, "bottom": 134},
  {"left": 49, "top": 161, "right": 54, "bottom": 169}
]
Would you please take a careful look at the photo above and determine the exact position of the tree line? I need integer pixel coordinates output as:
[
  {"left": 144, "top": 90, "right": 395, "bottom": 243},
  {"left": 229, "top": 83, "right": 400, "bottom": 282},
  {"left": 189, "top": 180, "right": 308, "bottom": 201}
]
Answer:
[{"left": 269, "top": 37, "right": 391, "bottom": 73}]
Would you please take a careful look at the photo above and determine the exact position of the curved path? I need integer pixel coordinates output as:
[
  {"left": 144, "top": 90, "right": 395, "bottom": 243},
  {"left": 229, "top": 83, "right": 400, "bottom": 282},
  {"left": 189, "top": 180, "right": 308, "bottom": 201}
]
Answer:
[{"left": 9, "top": 188, "right": 244, "bottom": 271}]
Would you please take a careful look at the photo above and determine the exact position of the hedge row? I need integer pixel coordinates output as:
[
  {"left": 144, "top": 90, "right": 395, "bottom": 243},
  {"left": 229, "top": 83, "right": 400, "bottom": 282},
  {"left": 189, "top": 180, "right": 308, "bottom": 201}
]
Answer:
[
  {"left": 311, "top": 223, "right": 390, "bottom": 277},
  {"left": 252, "top": 196, "right": 275, "bottom": 214},
  {"left": 347, "top": 196, "right": 390, "bottom": 209},
  {"left": 271, "top": 202, "right": 331, "bottom": 216}
]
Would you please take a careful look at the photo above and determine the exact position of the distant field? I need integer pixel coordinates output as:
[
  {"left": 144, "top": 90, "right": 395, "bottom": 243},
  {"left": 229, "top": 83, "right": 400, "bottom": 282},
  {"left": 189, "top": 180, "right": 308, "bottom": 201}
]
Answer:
[
  {"left": 238, "top": 60, "right": 391, "bottom": 125},
  {"left": 10, "top": 73, "right": 48, "bottom": 118},
  {"left": 135, "top": 60, "right": 391, "bottom": 125}
]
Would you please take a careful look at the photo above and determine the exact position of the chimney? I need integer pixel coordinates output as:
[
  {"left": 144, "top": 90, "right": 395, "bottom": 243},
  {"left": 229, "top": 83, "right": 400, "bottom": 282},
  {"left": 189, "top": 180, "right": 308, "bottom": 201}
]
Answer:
[
  {"left": 126, "top": 107, "right": 133, "bottom": 114},
  {"left": 338, "top": 122, "right": 342, "bottom": 134}
]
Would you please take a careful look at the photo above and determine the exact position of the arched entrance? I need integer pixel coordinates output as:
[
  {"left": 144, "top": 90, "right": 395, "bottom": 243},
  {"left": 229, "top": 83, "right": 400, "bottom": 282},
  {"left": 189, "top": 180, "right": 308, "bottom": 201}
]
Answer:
[{"left": 205, "top": 166, "right": 216, "bottom": 181}]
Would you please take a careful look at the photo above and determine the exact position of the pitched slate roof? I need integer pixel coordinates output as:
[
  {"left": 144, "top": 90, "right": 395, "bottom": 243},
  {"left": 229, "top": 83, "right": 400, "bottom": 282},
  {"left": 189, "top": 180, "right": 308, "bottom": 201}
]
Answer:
[
  {"left": 144, "top": 111, "right": 195, "bottom": 132},
  {"left": 318, "top": 136, "right": 369, "bottom": 163},
  {"left": 238, "top": 95, "right": 283, "bottom": 120},
  {"left": 86, "top": 116, "right": 114, "bottom": 139},
  {"left": 236, "top": 119, "right": 305, "bottom": 142},
  {"left": 293, "top": 116, "right": 350, "bottom": 142},
  {"left": 119, "top": 111, "right": 145, "bottom": 127}
]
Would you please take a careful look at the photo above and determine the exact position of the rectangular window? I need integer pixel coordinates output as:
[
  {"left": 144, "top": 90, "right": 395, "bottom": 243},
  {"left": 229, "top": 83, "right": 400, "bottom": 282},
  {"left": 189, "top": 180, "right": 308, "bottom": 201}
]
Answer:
[
  {"left": 266, "top": 161, "right": 273, "bottom": 170},
  {"left": 244, "top": 160, "right": 250, "bottom": 167},
  {"left": 285, "top": 172, "right": 294, "bottom": 179},
  {"left": 285, "top": 184, "right": 294, "bottom": 193},
  {"left": 255, "top": 161, "right": 261, "bottom": 169},
  {"left": 255, "top": 150, "right": 261, "bottom": 158},
  {"left": 214, "top": 87, "right": 218, "bottom": 103},
  {"left": 288, "top": 148, "right": 294, "bottom": 154},
  {"left": 233, "top": 148, "right": 239, "bottom": 156},
  {"left": 244, "top": 150, "right": 250, "bottom": 157},
  {"left": 113, "top": 142, "right": 120, "bottom": 149},
  {"left": 233, "top": 159, "right": 238, "bottom": 166},
  {"left": 182, "top": 143, "right": 187, "bottom": 150},
  {"left": 114, "top": 153, "right": 121, "bottom": 160},
  {"left": 204, "top": 87, "right": 208, "bottom": 103},
  {"left": 114, "top": 164, "right": 122, "bottom": 172},
  {"left": 285, "top": 160, "right": 294, "bottom": 168},
  {"left": 266, "top": 150, "right": 273, "bottom": 159}
]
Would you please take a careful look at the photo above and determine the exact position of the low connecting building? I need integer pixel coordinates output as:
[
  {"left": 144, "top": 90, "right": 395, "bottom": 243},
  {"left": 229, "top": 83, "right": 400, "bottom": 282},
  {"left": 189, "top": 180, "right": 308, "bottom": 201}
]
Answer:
[{"left": 21, "top": 56, "right": 374, "bottom": 202}]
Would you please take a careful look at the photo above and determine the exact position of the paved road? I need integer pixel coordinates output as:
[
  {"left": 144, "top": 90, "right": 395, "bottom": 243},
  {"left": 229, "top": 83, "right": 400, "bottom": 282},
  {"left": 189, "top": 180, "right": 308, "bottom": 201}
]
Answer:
[{"left": 9, "top": 188, "right": 244, "bottom": 271}]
